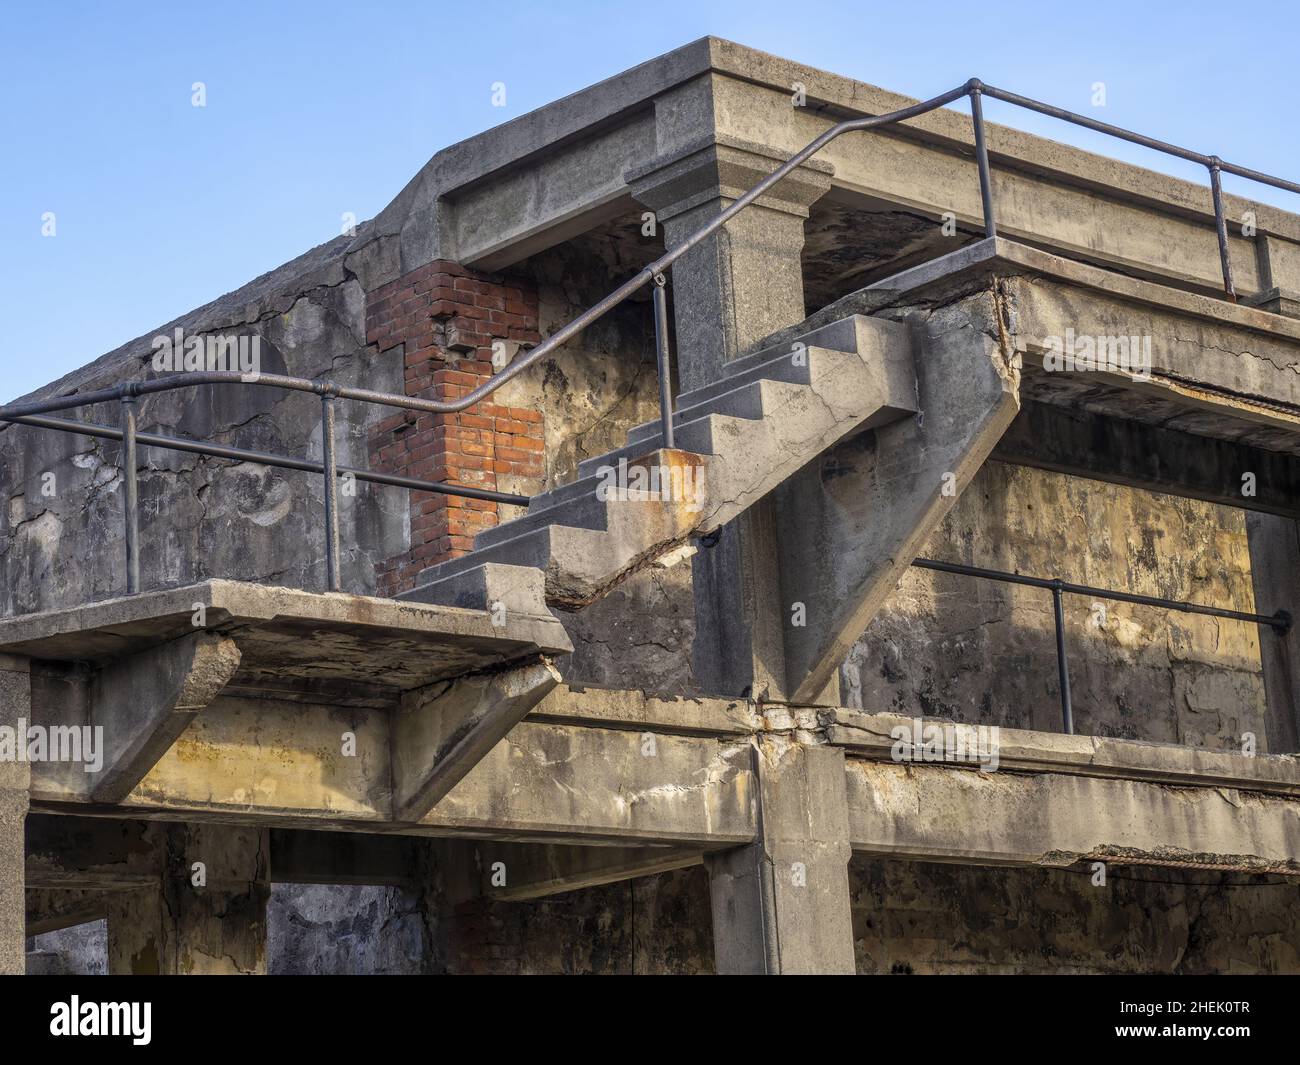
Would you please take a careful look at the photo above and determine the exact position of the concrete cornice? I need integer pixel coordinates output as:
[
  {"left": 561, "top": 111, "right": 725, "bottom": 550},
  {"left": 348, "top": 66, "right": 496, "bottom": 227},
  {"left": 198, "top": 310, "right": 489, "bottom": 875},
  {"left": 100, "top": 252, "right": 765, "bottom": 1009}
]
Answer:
[{"left": 421, "top": 35, "right": 1300, "bottom": 243}]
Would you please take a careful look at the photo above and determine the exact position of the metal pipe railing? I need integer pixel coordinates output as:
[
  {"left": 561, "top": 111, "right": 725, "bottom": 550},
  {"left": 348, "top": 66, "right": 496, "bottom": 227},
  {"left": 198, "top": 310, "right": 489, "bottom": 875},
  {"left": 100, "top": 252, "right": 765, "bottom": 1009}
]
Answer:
[
  {"left": 4, "top": 77, "right": 1298, "bottom": 597},
  {"left": 912, "top": 557, "right": 1292, "bottom": 734},
  {"left": 319, "top": 392, "right": 342, "bottom": 592}
]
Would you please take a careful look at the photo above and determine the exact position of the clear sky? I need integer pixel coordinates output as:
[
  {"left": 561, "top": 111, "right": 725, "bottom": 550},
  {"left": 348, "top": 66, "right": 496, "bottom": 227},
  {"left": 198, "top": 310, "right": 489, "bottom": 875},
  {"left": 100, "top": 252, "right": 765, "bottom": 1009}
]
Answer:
[{"left": 3, "top": 0, "right": 1297, "bottom": 401}]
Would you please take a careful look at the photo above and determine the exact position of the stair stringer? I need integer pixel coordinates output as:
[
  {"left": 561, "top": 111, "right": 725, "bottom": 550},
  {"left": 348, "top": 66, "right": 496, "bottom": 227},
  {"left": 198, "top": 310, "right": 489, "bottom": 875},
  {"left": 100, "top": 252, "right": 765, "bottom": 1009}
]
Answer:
[{"left": 776, "top": 289, "right": 1022, "bottom": 704}]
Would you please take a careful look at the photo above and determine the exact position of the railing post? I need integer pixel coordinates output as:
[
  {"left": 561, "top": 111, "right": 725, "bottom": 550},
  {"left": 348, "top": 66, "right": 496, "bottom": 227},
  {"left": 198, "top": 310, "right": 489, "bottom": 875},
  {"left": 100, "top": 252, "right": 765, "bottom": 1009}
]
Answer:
[
  {"left": 320, "top": 391, "right": 341, "bottom": 592},
  {"left": 652, "top": 273, "right": 675, "bottom": 449},
  {"left": 120, "top": 393, "right": 140, "bottom": 595},
  {"left": 1050, "top": 580, "right": 1074, "bottom": 734},
  {"left": 968, "top": 82, "right": 997, "bottom": 239},
  {"left": 1208, "top": 158, "right": 1237, "bottom": 301}
]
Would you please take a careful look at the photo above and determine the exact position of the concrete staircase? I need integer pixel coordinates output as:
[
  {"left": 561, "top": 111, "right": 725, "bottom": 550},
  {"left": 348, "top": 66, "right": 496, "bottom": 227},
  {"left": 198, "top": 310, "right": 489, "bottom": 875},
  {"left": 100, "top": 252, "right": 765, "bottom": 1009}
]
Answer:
[{"left": 399, "top": 313, "right": 917, "bottom": 611}]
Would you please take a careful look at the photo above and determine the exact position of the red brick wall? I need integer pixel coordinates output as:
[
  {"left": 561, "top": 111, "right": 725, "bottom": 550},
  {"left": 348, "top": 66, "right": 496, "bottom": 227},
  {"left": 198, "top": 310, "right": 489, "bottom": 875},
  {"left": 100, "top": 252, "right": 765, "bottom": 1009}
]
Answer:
[{"left": 365, "top": 260, "right": 544, "bottom": 596}]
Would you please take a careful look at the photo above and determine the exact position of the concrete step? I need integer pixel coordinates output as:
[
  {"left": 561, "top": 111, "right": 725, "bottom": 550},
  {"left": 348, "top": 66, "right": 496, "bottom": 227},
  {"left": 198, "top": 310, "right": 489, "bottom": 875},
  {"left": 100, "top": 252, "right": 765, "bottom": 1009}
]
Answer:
[
  {"left": 404, "top": 313, "right": 917, "bottom": 609},
  {"left": 623, "top": 369, "right": 788, "bottom": 451}
]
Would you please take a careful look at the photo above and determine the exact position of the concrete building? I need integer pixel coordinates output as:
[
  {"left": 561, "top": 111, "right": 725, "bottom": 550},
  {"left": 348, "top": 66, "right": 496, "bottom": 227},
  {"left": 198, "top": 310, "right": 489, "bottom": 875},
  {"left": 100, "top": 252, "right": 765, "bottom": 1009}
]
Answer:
[{"left": 5, "top": 37, "right": 1300, "bottom": 974}]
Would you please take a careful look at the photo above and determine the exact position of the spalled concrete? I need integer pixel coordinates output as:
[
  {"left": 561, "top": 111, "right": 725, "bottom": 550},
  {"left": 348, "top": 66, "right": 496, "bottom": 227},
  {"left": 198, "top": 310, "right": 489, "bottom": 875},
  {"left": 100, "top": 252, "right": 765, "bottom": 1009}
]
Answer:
[{"left": 13, "top": 38, "right": 1300, "bottom": 976}]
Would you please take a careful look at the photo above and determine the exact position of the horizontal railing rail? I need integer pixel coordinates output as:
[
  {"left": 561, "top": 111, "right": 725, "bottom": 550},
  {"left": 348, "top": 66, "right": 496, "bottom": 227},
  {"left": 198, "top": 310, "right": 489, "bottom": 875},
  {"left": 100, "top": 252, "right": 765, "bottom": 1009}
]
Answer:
[
  {"left": 4, "top": 78, "right": 1298, "bottom": 597},
  {"left": 911, "top": 557, "right": 1291, "bottom": 735}
]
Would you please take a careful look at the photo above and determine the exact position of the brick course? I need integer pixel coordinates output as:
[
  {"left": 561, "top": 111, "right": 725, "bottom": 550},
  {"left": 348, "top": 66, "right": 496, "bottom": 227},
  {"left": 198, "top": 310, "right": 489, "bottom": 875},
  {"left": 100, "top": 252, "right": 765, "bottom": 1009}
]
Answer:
[{"left": 366, "top": 260, "right": 544, "bottom": 595}]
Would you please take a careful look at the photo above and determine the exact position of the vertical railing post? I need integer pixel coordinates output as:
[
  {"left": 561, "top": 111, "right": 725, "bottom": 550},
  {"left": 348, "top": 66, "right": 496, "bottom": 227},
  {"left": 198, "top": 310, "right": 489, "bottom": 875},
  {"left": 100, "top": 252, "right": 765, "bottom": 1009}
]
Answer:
[
  {"left": 1050, "top": 580, "right": 1074, "bottom": 734},
  {"left": 968, "top": 82, "right": 997, "bottom": 239},
  {"left": 652, "top": 273, "right": 675, "bottom": 450},
  {"left": 1208, "top": 158, "right": 1237, "bottom": 301},
  {"left": 120, "top": 392, "right": 140, "bottom": 595},
  {"left": 320, "top": 390, "right": 341, "bottom": 592}
]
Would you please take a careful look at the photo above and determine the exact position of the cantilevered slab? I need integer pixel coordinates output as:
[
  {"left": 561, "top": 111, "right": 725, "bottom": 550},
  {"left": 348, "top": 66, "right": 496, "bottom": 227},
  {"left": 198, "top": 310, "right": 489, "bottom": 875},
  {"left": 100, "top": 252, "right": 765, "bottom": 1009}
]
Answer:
[
  {"left": 0, "top": 579, "right": 569, "bottom": 688},
  {"left": 7, "top": 580, "right": 571, "bottom": 804},
  {"left": 828, "top": 236, "right": 1300, "bottom": 451}
]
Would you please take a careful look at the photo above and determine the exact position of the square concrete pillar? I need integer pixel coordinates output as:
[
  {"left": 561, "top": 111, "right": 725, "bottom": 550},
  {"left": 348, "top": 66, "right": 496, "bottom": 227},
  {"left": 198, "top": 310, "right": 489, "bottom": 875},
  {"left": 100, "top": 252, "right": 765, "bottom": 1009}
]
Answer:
[
  {"left": 1247, "top": 512, "right": 1300, "bottom": 753},
  {"left": 705, "top": 737, "right": 855, "bottom": 974},
  {"left": 628, "top": 139, "right": 832, "bottom": 391},
  {"left": 107, "top": 823, "right": 269, "bottom": 974},
  {"left": 629, "top": 140, "right": 833, "bottom": 700},
  {"left": 0, "top": 654, "right": 30, "bottom": 975}
]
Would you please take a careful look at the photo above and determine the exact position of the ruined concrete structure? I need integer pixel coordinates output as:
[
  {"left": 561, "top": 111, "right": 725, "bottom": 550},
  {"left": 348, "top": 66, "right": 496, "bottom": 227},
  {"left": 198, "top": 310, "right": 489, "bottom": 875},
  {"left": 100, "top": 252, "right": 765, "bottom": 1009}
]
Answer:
[{"left": 6, "top": 38, "right": 1300, "bottom": 974}]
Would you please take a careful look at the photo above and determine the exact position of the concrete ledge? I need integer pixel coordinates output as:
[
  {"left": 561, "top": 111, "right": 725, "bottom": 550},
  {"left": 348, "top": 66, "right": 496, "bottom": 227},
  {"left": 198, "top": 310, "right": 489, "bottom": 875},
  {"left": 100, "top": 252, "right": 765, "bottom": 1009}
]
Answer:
[
  {"left": 528, "top": 684, "right": 754, "bottom": 736},
  {"left": 0, "top": 579, "right": 570, "bottom": 670},
  {"left": 827, "top": 707, "right": 1300, "bottom": 797},
  {"left": 846, "top": 757, "right": 1300, "bottom": 874}
]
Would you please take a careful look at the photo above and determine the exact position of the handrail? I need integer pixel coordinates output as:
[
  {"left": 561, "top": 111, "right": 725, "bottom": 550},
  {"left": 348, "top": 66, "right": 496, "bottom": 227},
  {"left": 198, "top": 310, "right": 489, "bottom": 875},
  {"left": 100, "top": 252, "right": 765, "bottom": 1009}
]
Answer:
[
  {"left": 5, "top": 76, "right": 1293, "bottom": 429},
  {"left": 4, "top": 77, "right": 1298, "bottom": 598},
  {"left": 912, "top": 557, "right": 1292, "bottom": 735}
]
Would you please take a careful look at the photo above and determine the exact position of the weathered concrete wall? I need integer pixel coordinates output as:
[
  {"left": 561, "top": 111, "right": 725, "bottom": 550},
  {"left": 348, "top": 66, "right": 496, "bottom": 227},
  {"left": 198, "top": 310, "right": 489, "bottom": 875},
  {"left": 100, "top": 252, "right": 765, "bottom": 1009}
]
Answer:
[
  {"left": 844, "top": 460, "right": 1265, "bottom": 749},
  {"left": 30, "top": 919, "right": 107, "bottom": 975},
  {"left": 851, "top": 856, "right": 1300, "bottom": 974},
  {"left": 442, "top": 865, "right": 714, "bottom": 975},
  {"left": 0, "top": 237, "right": 407, "bottom": 614},
  {"left": 268, "top": 884, "right": 427, "bottom": 975},
  {"left": 29, "top": 854, "right": 1299, "bottom": 974}
]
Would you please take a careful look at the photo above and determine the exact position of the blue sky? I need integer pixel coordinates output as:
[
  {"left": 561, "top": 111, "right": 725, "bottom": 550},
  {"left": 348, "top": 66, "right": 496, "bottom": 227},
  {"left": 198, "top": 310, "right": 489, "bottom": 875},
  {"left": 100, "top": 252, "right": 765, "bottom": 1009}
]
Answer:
[{"left": 2, "top": 0, "right": 1297, "bottom": 401}]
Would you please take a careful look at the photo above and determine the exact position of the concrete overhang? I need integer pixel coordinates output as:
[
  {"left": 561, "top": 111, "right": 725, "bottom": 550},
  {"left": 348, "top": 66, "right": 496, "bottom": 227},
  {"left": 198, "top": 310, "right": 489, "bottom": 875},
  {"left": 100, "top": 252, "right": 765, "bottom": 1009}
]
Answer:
[
  {"left": 0, "top": 579, "right": 569, "bottom": 689},
  {"left": 793, "top": 236, "right": 1300, "bottom": 454},
  {"left": 830, "top": 708, "right": 1300, "bottom": 876},
  {"left": 389, "top": 37, "right": 1300, "bottom": 293},
  {"left": 7, "top": 581, "right": 572, "bottom": 817}
]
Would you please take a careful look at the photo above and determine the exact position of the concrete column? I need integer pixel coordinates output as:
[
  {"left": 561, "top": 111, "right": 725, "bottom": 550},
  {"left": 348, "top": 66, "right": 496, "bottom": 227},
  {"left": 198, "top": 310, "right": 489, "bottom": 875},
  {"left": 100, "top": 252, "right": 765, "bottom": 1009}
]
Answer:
[
  {"left": 1246, "top": 512, "right": 1300, "bottom": 753},
  {"left": 628, "top": 139, "right": 832, "bottom": 391},
  {"left": 629, "top": 140, "right": 832, "bottom": 700},
  {"left": 705, "top": 737, "right": 855, "bottom": 974},
  {"left": 107, "top": 823, "right": 269, "bottom": 974},
  {"left": 0, "top": 654, "right": 31, "bottom": 975}
]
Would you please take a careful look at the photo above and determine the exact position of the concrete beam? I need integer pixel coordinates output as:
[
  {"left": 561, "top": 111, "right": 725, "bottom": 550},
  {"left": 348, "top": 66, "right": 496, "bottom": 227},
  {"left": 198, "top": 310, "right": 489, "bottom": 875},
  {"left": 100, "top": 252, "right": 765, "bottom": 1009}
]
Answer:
[
  {"left": 825, "top": 706, "right": 1300, "bottom": 795},
  {"left": 90, "top": 632, "right": 241, "bottom": 803},
  {"left": 391, "top": 659, "right": 561, "bottom": 822},
  {"left": 993, "top": 402, "right": 1300, "bottom": 518},
  {"left": 25, "top": 815, "right": 163, "bottom": 890},
  {"left": 267, "top": 828, "right": 417, "bottom": 887},
  {"left": 30, "top": 693, "right": 757, "bottom": 847},
  {"left": 474, "top": 842, "right": 706, "bottom": 901},
  {"left": 25, "top": 889, "right": 109, "bottom": 937},
  {"left": 425, "top": 720, "right": 754, "bottom": 846},
  {"left": 776, "top": 287, "right": 1019, "bottom": 703},
  {"left": 845, "top": 757, "right": 1300, "bottom": 875}
]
